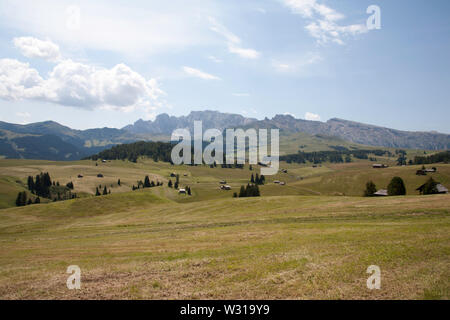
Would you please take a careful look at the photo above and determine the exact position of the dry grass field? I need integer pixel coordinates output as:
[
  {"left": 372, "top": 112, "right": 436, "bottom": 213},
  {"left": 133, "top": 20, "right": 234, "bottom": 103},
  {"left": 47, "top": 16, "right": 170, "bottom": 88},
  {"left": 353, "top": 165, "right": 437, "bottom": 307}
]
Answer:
[{"left": 0, "top": 158, "right": 449, "bottom": 299}]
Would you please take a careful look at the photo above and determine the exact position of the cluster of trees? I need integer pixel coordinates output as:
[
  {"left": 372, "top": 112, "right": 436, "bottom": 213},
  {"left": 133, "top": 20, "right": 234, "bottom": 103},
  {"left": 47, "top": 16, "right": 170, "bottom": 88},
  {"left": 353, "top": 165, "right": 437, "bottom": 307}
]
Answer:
[
  {"left": 234, "top": 184, "right": 261, "bottom": 198},
  {"left": 17, "top": 172, "right": 76, "bottom": 206},
  {"left": 168, "top": 173, "right": 180, "bottom": 189},
  {"left": 395, "top": 150, "right": 407, "bottom": 166},
  {"left": 15, "top": 191, "right": 40, "bottom": 206},
  {"left": 27, "top": 172, "right": 52, "bottom": 198},
  {"left": 364, "top": 177, "right": 406, "bottom": 196},
  {"left": 250, "top": 173, "right": 265, "bottom": 185},
  {"left": 88, "top": 141, "right": 173, "bottom": 163},
  {"left": 281, "top": 149, "right": 391, "bottom": 164},
  {"left": 413, "top": 151, "right": 450, "bottom": 165},
  {"left": 95, "top": 186, "right": 110, "bottom": 196},
  {"left": 132, "top": 175, "right": 163, "bottom": 190}
]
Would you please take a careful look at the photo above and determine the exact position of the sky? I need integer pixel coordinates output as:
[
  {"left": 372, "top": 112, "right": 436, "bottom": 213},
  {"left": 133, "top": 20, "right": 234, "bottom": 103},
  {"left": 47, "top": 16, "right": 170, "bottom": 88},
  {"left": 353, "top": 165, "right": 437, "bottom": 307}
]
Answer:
[{"left": 0, "top": 0, "right": 449, "bottom": 133}]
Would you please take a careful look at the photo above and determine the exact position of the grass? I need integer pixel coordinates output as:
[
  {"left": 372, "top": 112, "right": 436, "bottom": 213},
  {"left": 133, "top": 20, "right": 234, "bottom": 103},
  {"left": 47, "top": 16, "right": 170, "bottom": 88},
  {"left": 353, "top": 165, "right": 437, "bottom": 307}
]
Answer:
[
  {"left": 0, "top": 158, "right": 448, "bottom": 299},
  {"left": 0, "top": 189, "right": 448, "bottom": 299}
]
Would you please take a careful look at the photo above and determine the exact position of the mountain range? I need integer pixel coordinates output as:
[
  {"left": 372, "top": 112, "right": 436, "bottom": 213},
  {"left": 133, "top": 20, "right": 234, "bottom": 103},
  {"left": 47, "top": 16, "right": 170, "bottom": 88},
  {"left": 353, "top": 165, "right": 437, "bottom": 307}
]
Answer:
[{"left": 1, "top": 110, "right": 449, "bottom": 161}]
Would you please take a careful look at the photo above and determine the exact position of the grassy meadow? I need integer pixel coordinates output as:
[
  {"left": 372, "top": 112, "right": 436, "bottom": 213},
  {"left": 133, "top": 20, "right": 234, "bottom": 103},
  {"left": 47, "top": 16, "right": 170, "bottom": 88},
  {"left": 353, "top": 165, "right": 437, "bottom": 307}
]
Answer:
[{"left": 0, "top": 156, "right": 449, "bottom": 299}]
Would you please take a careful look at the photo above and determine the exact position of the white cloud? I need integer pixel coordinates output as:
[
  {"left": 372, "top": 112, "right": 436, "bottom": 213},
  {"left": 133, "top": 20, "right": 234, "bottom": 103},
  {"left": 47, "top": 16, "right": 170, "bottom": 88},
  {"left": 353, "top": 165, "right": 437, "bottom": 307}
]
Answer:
[
  {"left": 0, "top": 0, "right": 218, "bottom": 57},
  {"left": 0, "top": 59, "right": 44, "bottom": 100},
  {"left": 0, "top": 55, "right": 165, "bottom": 113},
  {"left": 272, "top": 52, "right": 322, "bottom": 73},
  {"left": 207, "top": 55, "right": 223, "bottom": 63},
  {"left": 281, "top": 0, "right": 368, "bottom": 45},
  {"left": 283, "top": 112, "right": 297, "bottom": 118},
  {"left": 208, "top": 17, "right": 260, "bottom": 59},
  {"left": 228, "top": 46, "right": 260, "bottom": 59},
  {"left": 13, "top": 37, "right": 61, "bottom": 62},
  {"left": 304, "top": 112, "right": 321, "bottom": 121},
  {"left": 182, "top": 66, "right": 220, "bottom": 80}
]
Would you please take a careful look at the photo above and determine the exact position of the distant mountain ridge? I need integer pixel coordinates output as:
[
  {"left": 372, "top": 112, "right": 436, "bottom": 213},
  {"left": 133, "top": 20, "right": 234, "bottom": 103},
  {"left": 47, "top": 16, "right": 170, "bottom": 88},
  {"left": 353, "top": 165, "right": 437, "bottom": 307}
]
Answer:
[
  {"left": 123, "top": 111, "right": 450, "bottom": 150},
  {"left": 123, "top": 110, "right": 257, "bottom": 134},
  {"left": 0, "top": 110, "right": 449, "bottom": 161},
  {"left": 0, "top": 120, "right": 140, "bottom": 161}
]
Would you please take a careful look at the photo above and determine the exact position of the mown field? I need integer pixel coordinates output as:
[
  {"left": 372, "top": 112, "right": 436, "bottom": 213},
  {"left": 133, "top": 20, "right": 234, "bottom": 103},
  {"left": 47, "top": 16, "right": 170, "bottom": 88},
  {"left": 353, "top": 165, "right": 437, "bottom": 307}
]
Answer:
[
  {"left": 0, "top": 191, "right": 448, "bottom": 299},
  {"left": 0, "top": 158, "right": 449, "bottom": 299}
]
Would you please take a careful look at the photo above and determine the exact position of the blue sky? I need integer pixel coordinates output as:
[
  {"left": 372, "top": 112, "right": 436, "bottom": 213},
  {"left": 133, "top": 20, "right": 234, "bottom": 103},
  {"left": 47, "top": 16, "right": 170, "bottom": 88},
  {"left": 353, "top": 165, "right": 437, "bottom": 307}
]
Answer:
[{"left": 0, "top": 0, "right": 449, "bottom": 133}]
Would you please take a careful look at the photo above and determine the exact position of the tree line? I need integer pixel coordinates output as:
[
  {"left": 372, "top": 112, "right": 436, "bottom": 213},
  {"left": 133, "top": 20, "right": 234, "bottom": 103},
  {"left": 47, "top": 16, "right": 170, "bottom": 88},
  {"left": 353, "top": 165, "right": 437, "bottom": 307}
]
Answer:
[
  {"left": 413, "top": 151, "right": 450, "bottom": 165},
  {"left": 87, "top": 141, "right": 174, "bottom": 163},
  {"left": 234, "top": 184, "right": 261, "bottom": 198},
  {"left": 280, "top": 148, "right": 392, "bottom": 164},
  {"left": 132, "top": 175, "right": 164, "bottom": 190}
]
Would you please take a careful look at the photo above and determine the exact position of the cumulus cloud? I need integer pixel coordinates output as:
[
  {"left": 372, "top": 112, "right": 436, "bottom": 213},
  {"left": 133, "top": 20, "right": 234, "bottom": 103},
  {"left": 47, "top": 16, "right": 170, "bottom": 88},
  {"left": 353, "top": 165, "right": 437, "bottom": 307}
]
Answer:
[
  {"left": 13, "top": 37, "right": 62, "bottom": 62},
  {"left": 0, "top": 59, "right": 45, "bottom": 100},
  {"left": 0, "top": 55, "right": 164, "bottom": 112},
  {"left": 182, "top": 66, "right": 221, "bottom": 80},
  {"left": 282, "top": 0, "right": 368, "bottom": 45},
  {"left": 208, "top": 17, "right": 260, "bottom": 59},
  {"left": 304, "top": 112, "right": 321, "bottom": 121}
]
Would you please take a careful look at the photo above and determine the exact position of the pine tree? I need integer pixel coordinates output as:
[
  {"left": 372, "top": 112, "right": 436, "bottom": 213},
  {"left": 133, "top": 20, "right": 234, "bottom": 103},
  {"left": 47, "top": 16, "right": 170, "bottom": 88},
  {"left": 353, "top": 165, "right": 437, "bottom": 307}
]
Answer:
[
  {"left": 233, "top": 192, "right": 237, "bottom": 198},
  {"left": 27, "top": 176, "right": 34, "bottom": 192},
  {"left": 174, "top": 181, "right": 179, "bottom": 189},
  {"left": 251, "top": 174, "right": 255, "bottom": 183},
  {"left": 21, "top": 191, "right": 27, "bottom": 206},
  {"left": 118, "top": 179, "right": 121, "bottom": 186},
  {"left": 103, "top": 186, "right": 108, "bottom": 195},
  {"left": 27, "top": 198, "right": 33, "bottom": 205},
  {"left": 239, "top": 185, "right": 246, "bottom": 198},
  {"left": 95, "top": 187, "right": 101, "bottom": 196},
  {"left": 187, "top": 187, "right": 191, "bottom": 195},
  {"left": 15, "top": 192, "right": 22, "bottom": 207},
  {"left": 168, "top": 180, "right": 173, "bottom": 188},
  {"left": 364, "top": 181, "right": 377, "bottom": 197},
  {"left": 35, "top": 197, "right": 41, "bottom": 204},
  {"left": 144, "top": 175, "right": 151, "bottom": 188}
]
